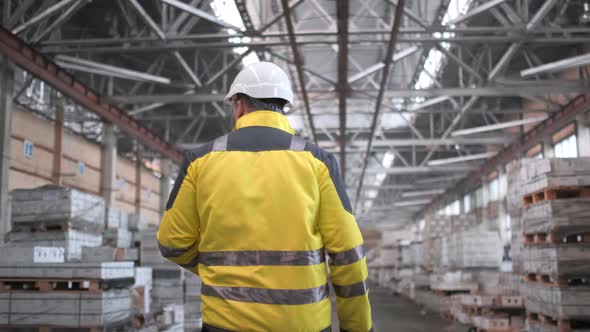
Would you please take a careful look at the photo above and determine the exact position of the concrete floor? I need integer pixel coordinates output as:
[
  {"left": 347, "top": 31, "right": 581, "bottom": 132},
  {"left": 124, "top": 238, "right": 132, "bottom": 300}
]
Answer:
[{"left": 336, "top": 287, "right": 469, "bottom": 332}]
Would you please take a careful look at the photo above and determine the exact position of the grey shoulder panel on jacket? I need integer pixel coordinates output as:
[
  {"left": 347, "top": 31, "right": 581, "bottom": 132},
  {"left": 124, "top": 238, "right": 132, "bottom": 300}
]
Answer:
[
  {"left": 304, "top": 141, "right": 353, "bottom": 214},
  {"left": 165, "top": 141, "right": 214, "bottom": 211}
]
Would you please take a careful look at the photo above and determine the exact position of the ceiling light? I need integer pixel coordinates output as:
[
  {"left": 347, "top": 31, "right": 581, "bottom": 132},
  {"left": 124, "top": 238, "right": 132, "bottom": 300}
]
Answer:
[{"left": 581, "top": 2, "right": 590, "bottom": 24}]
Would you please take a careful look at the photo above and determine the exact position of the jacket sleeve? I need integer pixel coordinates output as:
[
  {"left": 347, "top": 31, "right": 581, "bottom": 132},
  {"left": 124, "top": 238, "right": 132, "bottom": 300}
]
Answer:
[
  {"left": 317, "top": 153, "right": 373, "bottom": 332},
  {"left": 157, "top": 156, "right": 200, "bottom": 275}
]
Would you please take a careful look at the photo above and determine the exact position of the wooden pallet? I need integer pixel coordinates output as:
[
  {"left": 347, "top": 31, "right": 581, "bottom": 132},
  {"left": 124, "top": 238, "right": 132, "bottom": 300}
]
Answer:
[
  {"left": 526, "top": 273, "right": 568, "bottom": 286},
  {"left": 432, "top": 288, "right": 477, "bottom": 296},
  {"left": 11, "top": 222, "right": 71, "bottom": 233},
  {"left": 0, "top": 278, "right": 132, "bottom": 293},
  {"left": 524, "top": 273, "right": 590, "bottom": 287},
  {"left": 524, "top": 231, "right": 590, "bottom": 246},
  {"left": 527, "top": 312, "right": 590, "bottom": 332},
  {"left": 523, "top": 187, "right": 590, "bottom": 207},
  {"left": 0, "top": 321, "right": 132, "bottom": 332}
]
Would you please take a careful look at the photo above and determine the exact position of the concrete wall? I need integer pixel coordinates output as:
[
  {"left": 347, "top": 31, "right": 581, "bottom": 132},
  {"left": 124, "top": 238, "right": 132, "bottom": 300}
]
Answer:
[{"left": 9, "top": 108, "right": 163, "bottom": 226}]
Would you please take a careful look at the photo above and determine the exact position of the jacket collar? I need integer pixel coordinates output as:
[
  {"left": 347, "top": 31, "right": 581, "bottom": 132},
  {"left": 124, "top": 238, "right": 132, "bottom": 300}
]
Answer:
[{"left": 233, "top": 110, "right": 295, "bottom": 134}]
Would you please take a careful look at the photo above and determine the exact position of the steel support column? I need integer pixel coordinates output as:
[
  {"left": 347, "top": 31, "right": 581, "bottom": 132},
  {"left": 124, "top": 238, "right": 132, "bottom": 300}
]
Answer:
[
  {"left": 52, "top": 99, "right": 64, "bottom": 185},
  {"left": 0, "top": 27, "right": 184, "bottom": 163},
  {"left": 101, "top": 124, "right": 117, "bottom": 208},
  {"left": 0, "top": 55, "right": 13, "bottom": 242},
  {"left": 135, "top": 147, "right": 142, "bottom": 215}
]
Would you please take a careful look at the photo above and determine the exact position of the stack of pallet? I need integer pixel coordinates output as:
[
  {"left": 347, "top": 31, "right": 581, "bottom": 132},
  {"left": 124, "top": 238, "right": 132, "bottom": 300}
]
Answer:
[
  {"left": 133, "top": 266, "right": 153, "bottom": 323},
  {"left": 140, "top": 230, "right": 185, "bottom": 330},
  {"left": 415, "top": 272, "right": 479, "bottom": 317},
  {"left": 517, "top": 158, "right": 590, "bottom": 332},
  {"left": 184, "top": 272, "right": 203, "bottom": 331},
  {"left": 451, "top": 292, "right": 525, "bottom": 331},
  {"left": 0, "top": 246, "right": 134, "bottom": 330},
  {"left": 1, "top": 186, "right": 135, "bottom": 331},
  {"left": 451, "top": 271, "right": 526, "bottom": 331},
  {"left": 444, "top": 227, "right": 502, "bottom": 269},
  {"left": 8, "top": 186, "right": 104, "bottom": 261}
]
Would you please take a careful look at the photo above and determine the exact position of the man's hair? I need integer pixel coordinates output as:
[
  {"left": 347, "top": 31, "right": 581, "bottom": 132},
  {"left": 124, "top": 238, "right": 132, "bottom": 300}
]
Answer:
[{"left": 236, "top": 93, "right": 287, "bottom": 111}]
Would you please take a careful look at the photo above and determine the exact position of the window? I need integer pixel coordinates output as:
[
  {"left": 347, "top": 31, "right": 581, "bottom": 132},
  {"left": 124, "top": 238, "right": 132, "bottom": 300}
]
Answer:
[
  {"left": 475, "top": 187, "right": 483, "bottom": 208},
  {"left": 463, "top": 194, "right": 471, "bottom": 213},
  {"left": 554, "top": 134, "right": 578, "bottom": 158},
  {"left": 505, "top": 214, "right": 512, "bottom": 237},
  {"left": 77, "top": 161, "right": 85, "bottom": 176},
  {"left": 488, "top": 178, "right": 499, "bottom": 202},
  {"left": 23, "top": 140, "right": 33, "bottom": 158},
  {"left": 451, "top": 200, "right": 460, "bottom": 215},
  {"left": 118, "top": 177, "right": 126, "bottom": 191},
  {"left": 445, "top": 204, "right": 452, "bottom": 216},
  {"left": 499, "top": 173, "right": 507, "bottom": 199}
]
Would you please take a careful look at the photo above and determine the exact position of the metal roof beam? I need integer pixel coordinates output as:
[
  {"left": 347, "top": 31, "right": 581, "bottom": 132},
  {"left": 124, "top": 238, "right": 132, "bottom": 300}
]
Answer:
[
  {"left": 12, "top": 0, "right": 74, "bottom": 35},
  {"left": 346, "top": 136, "right": 512, "bottom": 147},
  {"left": 447, "top": 0, "right": 508, "bottom": 25},
  {"left": 354, "top": 0, "right": 406, "bottom": 207},
  {"left": 258, "top": 0, "right": 305, "bottom": 33},
  {"left": 0, "top": 27, "right": 183, "bottom": 163},
  {"left": 401, "top": 189, "right": 446, "bottom": 198},
  {"left": 348, "top": 46, "right": 420, "bottom": 84},
  {"left": 427, "top": 152, "right": 498, "bottom": 166},
  {"left": 109, "top": 83, "right": 587, "bottom": 103},
  {"left": 280, "top": 0, "right": 317, "bottom": 143},
  {"left": 521, "top": 53, "right": 590, "bottom": 77},
  {"left": 451, "top": 116, "right": 547, "bottom": 136},
  {"left": 160, "top": 0, "right": 242, "bottom": 31},
  {"left": 109, "top": 93, "right": 224, "bottom": 104},
  {"left": 355, "top": 83, "right": 590, "bottom": 98},
  {"left": 204, "top": 49, "right": 252, "bottom": 87},
  {"left": 385, "top": 0, "right": 429, "bottom": 28},
  {"left": 55, "top": 55, "right": 171, "bottom": 84},
  {"left": 336, "top": 0, "right": 349, "bottom": 179},
  {"left": 351, "top": 165, "right": 476, "bottom": 175}
]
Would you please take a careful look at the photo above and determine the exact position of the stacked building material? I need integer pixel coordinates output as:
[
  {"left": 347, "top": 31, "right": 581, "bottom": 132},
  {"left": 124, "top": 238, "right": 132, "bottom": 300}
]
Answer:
[
  {"left": 429, "top": 271, "right": 478, "bottom": 294},
  {"left": 414, "top": 288, "right": 452, "bottom": 314},
  {"left": 140, "top": 229, "right": 185, "bottom": 327},
  {"left": 158, "top": 303, "right": 185, "bottom": 332},
  {"left": 0, "top": 289, "right": 132, "bottom": 328},
  {"left": 517, "top": 158, "right": 590, "bottom": 332},
  {"left": 444, "top": 228, "right": 502, "bottom": 269},
  {"left": 507, "top": 159, "right": 526, "bottom": 275},
  {"left": 184, "top": 272, "right": 203, "bottom": 331},
  {"left": 129, "top": 213, "right": 149, "bottom": 232},
  {"left": 81, "top": 246, "right": 139, "bottom": 262},
  {"left": 0, "top": 186, "right": 137, "bottom": 330},
  {"left": 11, "top": 186, "right": 105, "bottom": 228},
  {"left": 9, "top": 186, "right": 105, "bottom": 261},
  {"left": 446, "top": 270, "right": 526, "bottom": 331},
  {"left": 0, "top": 246, "right": 134, "bottom": 329},
  {"left": 133, "top": 267, "right": 153, "bottom": 317},
  {"left": 6, "top": 229, "right": 102, "bottom": 261}
]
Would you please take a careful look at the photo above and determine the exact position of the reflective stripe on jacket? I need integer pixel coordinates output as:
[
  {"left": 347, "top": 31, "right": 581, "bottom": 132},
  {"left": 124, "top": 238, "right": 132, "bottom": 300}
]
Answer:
[{"left": 158, "top": 111, "right": 373, "bottom": 332}]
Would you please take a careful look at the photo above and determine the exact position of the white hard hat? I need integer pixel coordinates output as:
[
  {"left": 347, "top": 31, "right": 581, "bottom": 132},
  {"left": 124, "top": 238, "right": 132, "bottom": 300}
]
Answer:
[{"left": 225, "top": 61, "right": 294, "bottom": 105}]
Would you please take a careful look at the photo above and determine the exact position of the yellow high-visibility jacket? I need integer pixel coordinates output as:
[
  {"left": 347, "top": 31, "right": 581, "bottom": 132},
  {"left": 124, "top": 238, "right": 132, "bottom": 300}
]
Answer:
[{"left": 158, "top": 111, "right": 373, "bottom": 332}]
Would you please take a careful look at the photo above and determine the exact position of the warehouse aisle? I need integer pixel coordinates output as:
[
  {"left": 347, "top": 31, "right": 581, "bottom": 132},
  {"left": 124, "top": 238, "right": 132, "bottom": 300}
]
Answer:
[{"left": 364, "top": 288, "right": 467, "bottom": 332}]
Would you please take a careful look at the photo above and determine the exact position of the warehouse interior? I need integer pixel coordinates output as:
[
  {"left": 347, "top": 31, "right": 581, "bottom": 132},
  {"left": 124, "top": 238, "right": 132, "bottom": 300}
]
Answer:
[{"left": 0, "top": 0, "right": 590, "bottom": 331}]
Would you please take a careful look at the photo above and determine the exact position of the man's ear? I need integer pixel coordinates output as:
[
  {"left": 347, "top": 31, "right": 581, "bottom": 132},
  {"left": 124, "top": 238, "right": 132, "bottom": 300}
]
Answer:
[{"left": 237, "top": 99, "right": 249, "bottom": 117}]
